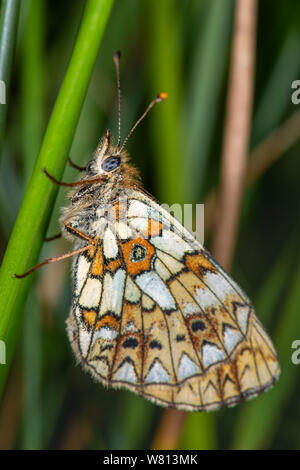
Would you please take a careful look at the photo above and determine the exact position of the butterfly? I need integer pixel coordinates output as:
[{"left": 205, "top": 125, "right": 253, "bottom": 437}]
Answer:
[{"left": 16, "top": 51, "right": 280, "bottom": 411}]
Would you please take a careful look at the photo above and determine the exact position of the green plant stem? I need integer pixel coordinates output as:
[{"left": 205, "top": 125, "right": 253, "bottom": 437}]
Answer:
[
  {"left": 0, "top": 0, "right": 20, "bottom": 157},
  {"left": 19, "top": 0, "right": 46, "bottom": 449},
  {"left": 20, "top": 0, "right": 45, "bottom": 184},
  {"left": 0, "top": 0, "right": 114, "bottom": 398}
]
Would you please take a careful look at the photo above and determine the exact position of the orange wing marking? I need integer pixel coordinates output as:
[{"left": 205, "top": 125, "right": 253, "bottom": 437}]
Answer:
[
  {"left": 90, "top": 244, "right": 104, "bottom": 277},
  {"left": 121, "top": 237, "right": 155, "bottom": 277}
]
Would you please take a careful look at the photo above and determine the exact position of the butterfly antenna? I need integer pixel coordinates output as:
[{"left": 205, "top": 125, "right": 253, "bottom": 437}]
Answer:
[
  {"left": 119, "top": 92, "right": 168, "bottom": 153},
  {"left": 113, "top": 50, "right": 122, "bottom": 148}
]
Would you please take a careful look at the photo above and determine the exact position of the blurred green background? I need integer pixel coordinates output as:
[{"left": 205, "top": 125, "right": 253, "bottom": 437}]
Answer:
[{"left": 0, "top": 0, "right": 300, "bottom": 450}]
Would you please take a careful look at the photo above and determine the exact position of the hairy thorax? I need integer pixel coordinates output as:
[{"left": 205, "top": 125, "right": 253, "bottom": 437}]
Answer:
[{"left": 59, "top": 174, "right": 121, "bottom": 240}]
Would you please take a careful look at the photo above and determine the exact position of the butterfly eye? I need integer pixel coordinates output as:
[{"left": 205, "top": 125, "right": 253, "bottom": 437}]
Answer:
[
  {"left": 101, "top": 155, "right": 121, "bottom": 172},
  {"left": 86, "top": 160, "right": 95, "bottom": 175}
]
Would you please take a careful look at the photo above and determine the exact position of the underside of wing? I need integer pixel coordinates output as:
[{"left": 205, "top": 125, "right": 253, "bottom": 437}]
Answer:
[{"left": 66, "top": 192, "right": 280, "bottom": 411}]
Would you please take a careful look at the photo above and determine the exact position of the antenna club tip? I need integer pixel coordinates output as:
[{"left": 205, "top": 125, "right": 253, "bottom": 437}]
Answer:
[{"left": 158, "top": 92, "right": 168, "bottom": 101}]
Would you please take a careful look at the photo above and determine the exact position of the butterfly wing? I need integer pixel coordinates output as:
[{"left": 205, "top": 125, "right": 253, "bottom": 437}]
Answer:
[{"left": 67, "top": 189, "right": 280, "bottom": 411}]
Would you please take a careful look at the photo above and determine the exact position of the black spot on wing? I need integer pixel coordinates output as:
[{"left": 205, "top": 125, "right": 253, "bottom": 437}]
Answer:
[
  {"left": 123, "top": 337, "right": 139, "bottom": 349},
  {"left": 149, "top": 340, "right": 162, "bottom": 350}
]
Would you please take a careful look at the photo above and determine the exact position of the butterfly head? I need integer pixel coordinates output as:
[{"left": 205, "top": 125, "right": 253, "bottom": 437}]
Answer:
[
  {"left": 78, "top": 128, "right": 141, "bottom": 199},
  {"left": 85, "top": 85, "right": 168, "bottom": 181},
  {"left": 85, "top": 129, "right": 125, "bottom": 178}
]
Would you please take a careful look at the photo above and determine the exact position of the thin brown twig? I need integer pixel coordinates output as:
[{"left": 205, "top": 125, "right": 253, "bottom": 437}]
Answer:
[
  {"left": 59, "top": 413, "right": 92, "bottom": 450},
  {"left": 211, "top": 0, "right": 257, "bottom": 271},
  {"left": 150, "top": 409, "right": 186, "bottom": 450},
  {"left": 204, "top": 109, "right": 300, "bottom": 236}
]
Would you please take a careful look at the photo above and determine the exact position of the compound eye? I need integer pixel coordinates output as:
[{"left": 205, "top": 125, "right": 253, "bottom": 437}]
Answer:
[
  {"left": 86, "top": 160, "right": 95, "bottom": 175},
  {"left": 101, "top": 155, "right": 121, "bottom": 172}
]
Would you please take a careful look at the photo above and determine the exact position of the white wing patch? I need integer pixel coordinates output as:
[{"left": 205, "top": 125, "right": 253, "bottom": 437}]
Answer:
[
  {"left": 114, "top": 361, "right": 137, "bottom": 383},
  {"left": 128, "top": 199, "right": 149, "bottom": 218},
  {"left": 129, "top": 217, "right": 149, "bottom": 234},
  {"left": 125, "top": 275, "right": 141, "bottom": 303},
  {"left": 103, "top": 227, "right": 119, "bottom": 259},
  {"left": 135, "top": 271, "right": 176, "bottom": 311},
  {"left": 80, "top": 278, "right": 102, "bottom": 308},
  {"left": 154, "top": 258, "right": 171, "bottom": 282},
  {"left": 177, "top": 353, "right": 200, "bottom": 380},
  {"left": 75, "top": 255, "right": 90, "bottom": 295},
  {"left": 182, "top": 300, "right": 199, "bottom": 316},
  {"left": 100, "top": 269, "right": 126, "bottom": 317},
  {"left": 94, "top": 327, "right": 118, "bottom": 341},
  {"left": 74, "top": 307, "right": 91, "bottom": 357},
  {"left": 202, "top": 271, "right": 235, "bottom": 303},
  {"left": 145, "top": 360, "right": 170, "bottom": 384},
  {"left": 115, "top": 221, "right": 132, "bottom": 240},
  {"left": 194, "top": 286, "right": 218, "bottom": 310},
  {"left": 156, "top": 249, "right": 185, "bottom": 274},
  {"left": 223, "top": 324, "right": 243, "bottom": 353},
  {"left": 236, "top": 304, "right": 250, "bottom": 334},
  {"left": 151, "top": 230, "right": 193, "bottom": 260},
  {"left": 202, "top": 342, "right": 226, "bottom": 367}
]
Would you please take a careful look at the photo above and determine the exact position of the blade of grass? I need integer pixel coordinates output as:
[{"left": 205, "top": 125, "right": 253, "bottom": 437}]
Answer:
[
  {"left": 232, "top": 241, "right": 300, "bottom": 448},
  {"left": 0, "top": 155, "right": 20, "bottom": 237},
  {"left": 0, "top": 0, "right": 20, "bottom": 158},
  {"left": 252, "top": 28, "right": 300, "bottom": 144},
  {"left": 183, "top": 0, "right": 234, "bottom": 201},
  {"left": 179, "top": 412, "right": 216, "bottom": 450},
  {"left": 20, "top": 0, "right": 45, "bottom": 184},
  {"left": 146, "top": 0, "right": 184, "bottom": 205},
  {"left": 253, "top": 230, "right": 298, "bottom": 328},
  {"left": 18, "top": 0, "right": 46, "bottom": 449},
  {"left": 110, "top": 393, "right": 155, "bottom": 450},
  {"left": 0, "top": 0, "right": 115, "bottom": 398}
]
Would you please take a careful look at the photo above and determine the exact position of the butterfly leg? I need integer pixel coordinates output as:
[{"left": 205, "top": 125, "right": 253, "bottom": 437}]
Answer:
[
  {"left": 14, "top": 244, "right": 94, "bottom": 279},
  {"left": 44, "top": 233, "right": 62, "bottom": 242},
  {"left": 67, "top": 156, "right": 86, "bottom": 171},
  {"left": 43, "top": 168, "right": 105, "bottom": 187},
  {"left": 16, "top": 224, "right": 97, "bottom": 278},
  {"left": 64, "top": 224, "right": 97, "bottom": 245},
  {"left": 43, "top": 168, "right": 81, "bottom": 187},
  {"left": 45, "top": 222, "right": 96, "bottom": 244}
]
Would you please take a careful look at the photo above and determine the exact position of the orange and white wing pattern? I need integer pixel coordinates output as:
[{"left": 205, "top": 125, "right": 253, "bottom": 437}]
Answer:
[{"left": 67, "top": 189, "right": 280, "bottom": 411}]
